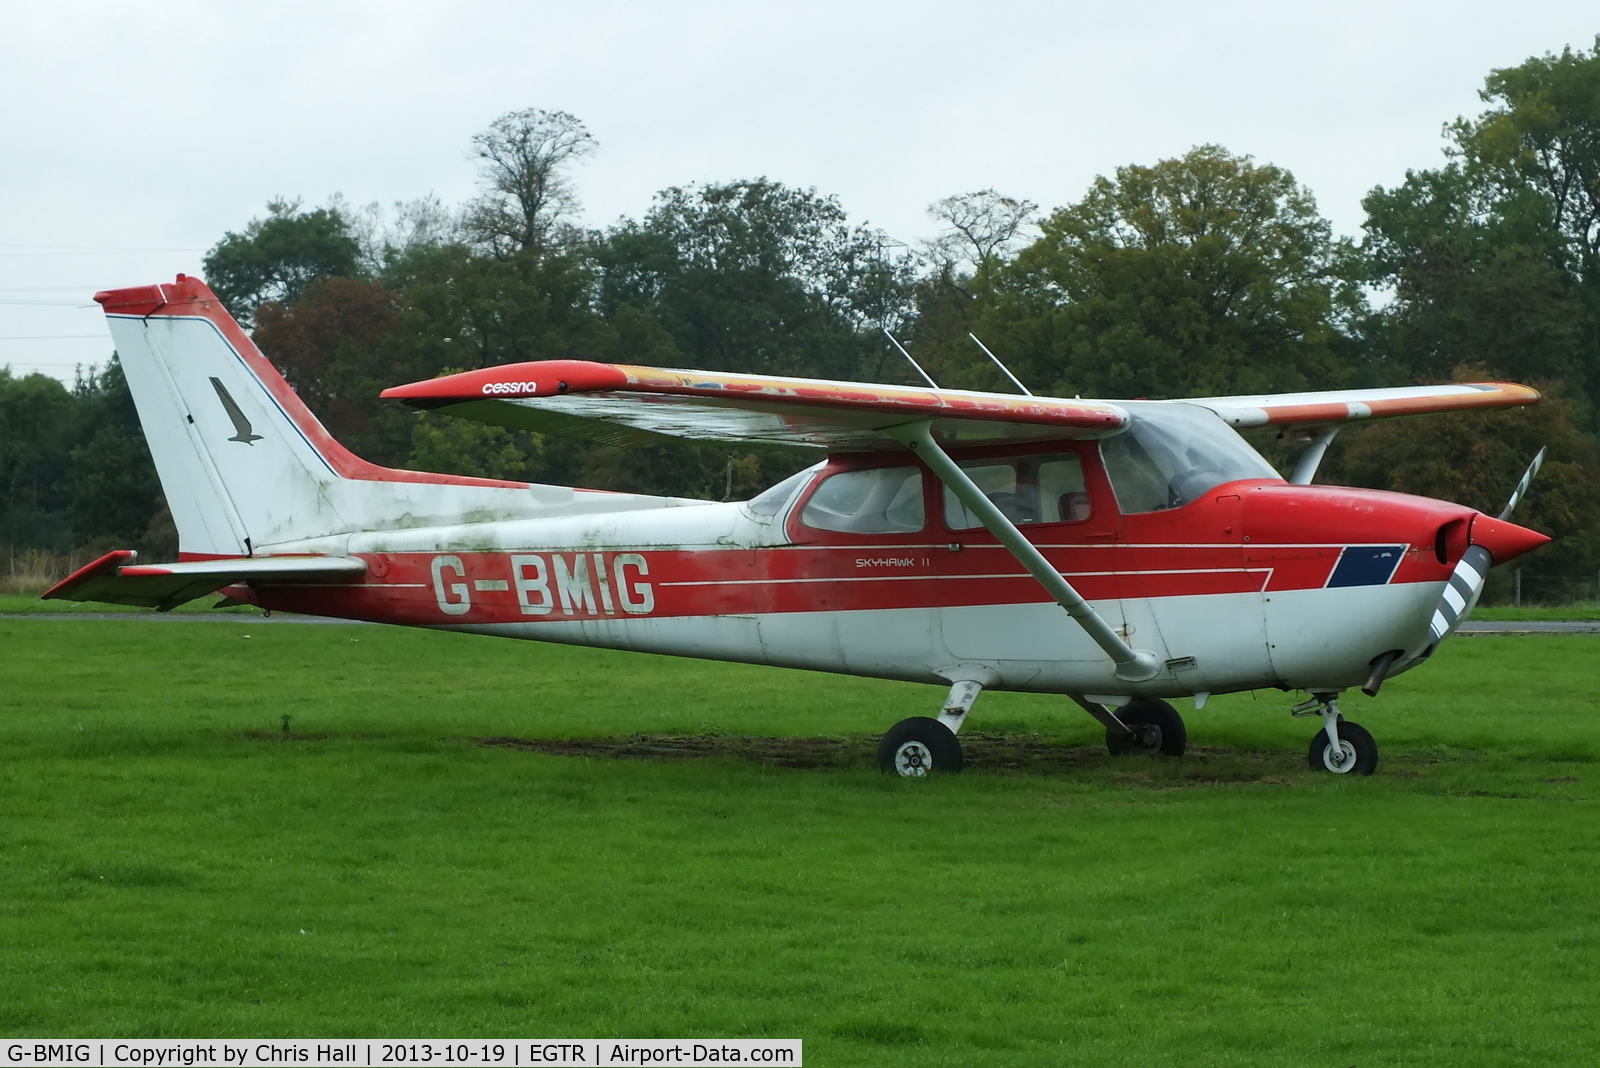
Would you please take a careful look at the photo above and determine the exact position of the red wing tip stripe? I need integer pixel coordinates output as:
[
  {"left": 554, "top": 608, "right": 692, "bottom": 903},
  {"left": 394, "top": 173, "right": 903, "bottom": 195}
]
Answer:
[
  {"left": 381, "top": 360, "right": 631, "bottom": 401},
  {"left": 1249, "top": 386, "right": 1540, "bottom": 426}
]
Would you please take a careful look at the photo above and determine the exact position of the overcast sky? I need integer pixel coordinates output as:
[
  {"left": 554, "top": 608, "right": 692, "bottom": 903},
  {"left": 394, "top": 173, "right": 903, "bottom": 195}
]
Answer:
[{"left": 3, "top": 1, "right": 1596, "bottom": 381}]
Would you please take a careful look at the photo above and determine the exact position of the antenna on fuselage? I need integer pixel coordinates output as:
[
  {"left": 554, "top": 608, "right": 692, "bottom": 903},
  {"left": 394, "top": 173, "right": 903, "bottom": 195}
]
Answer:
[
  {"left": 968, "top": 333, "right": 1032, "bottom": 396},
  {"left": 881, "top": 328, "right": 940, "bottom": 389}
]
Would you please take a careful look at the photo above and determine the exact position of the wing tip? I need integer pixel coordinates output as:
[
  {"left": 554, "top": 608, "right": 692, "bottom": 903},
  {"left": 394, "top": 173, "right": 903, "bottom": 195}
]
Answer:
[{"left": 381, "top": 360, "right": 629, "bottom": 404}]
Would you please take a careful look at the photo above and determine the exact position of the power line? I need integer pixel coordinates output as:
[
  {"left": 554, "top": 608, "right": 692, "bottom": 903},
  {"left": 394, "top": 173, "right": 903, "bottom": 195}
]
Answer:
[
  {"left": 0, "top": 334, "right": 107, "bottom": 341},
  {"left": 1, "top": 361, "right": 106, "bottom": 372},
  {"left": 0, "top": 243, "right": 205, "bottom": 252}
]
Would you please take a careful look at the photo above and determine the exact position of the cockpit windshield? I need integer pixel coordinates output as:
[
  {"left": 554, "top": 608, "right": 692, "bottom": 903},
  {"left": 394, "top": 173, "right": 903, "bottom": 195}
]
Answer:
[
  {"left": 744, "top": 462, "right": 825, "bottom": 518},
  {"left": 1100, "top": 402, "right": 1282, "bottom": 514}
]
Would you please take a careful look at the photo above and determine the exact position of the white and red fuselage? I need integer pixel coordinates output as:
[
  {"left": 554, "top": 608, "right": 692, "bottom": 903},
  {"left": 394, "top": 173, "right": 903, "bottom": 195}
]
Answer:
[{"left": 240, "top": 458, "right": 1534, "bottom": 699}]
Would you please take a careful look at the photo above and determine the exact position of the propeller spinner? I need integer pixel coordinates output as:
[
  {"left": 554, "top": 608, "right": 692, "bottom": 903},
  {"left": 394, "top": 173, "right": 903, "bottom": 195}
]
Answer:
[{"left": 1425, "top": 448, "right": 1550, "bottom": 649}]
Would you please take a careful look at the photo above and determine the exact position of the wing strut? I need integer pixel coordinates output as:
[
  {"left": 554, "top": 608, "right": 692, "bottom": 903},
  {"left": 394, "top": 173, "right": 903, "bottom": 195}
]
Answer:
[
  {"left": 1289, "top": 426, "right": 1340, "bottom": 484},
  {"left": 888, "top": 419, "right": 1160, "bottom": 682}
]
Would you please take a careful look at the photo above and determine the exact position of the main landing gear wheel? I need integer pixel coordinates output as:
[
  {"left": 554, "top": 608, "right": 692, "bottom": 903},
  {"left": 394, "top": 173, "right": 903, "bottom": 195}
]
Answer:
[
  {"left": 1106, "top": 698, "right": 1187, "bottom": 757},
  {"left": 877, "top": 717, "right": 963, "bottom": 777},
  {"left": 1308, "top": 718, "right": 1378, "bottom": 775}
]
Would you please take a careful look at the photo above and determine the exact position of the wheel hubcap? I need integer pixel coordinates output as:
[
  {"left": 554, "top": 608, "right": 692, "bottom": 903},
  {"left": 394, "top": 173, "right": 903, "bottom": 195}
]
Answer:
[
  {"left": 1323, "top": 739, "right": 1357, "bottom": 773},
  {"left": 894, "top": 740, "right": 934, "bottom": 777}
]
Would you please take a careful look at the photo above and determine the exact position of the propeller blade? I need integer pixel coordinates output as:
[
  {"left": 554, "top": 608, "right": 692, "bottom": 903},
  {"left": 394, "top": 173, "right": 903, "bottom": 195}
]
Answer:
[
  {"left": 1419, "top": 449, "right": 1549, "bottom": 660},
  {"left": 1428, "top": 544, "right": 1492, "bottom": 647},
  {"left": 1497, "top": 447, "right": 1547, "bottom": 521}
]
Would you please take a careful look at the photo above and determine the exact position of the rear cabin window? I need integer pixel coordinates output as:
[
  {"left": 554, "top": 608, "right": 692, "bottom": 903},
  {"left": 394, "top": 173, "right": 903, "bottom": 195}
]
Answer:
[
  {"left": 943, "top": 453, "right": 1090, "bottom": 530},
  {"left": 800, "top": 466, "right": 925, "bottom": 534}
]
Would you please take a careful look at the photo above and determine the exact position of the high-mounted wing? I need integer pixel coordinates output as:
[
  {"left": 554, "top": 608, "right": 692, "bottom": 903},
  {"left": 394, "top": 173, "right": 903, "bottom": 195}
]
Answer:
[
  {"left": 43, "top": 550, "right": 367, "bottom": 611},
  {"left": 1187, "top": 382, "right": 1539, "bottom": 428},
  {"left": 380, "top": 360, "right": 1129, "bottom": 449}
]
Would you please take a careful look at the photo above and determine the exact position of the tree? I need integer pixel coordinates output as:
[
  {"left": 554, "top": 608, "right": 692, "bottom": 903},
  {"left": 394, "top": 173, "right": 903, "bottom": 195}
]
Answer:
[
  {"left": 409, "top": 412, "right": 541, "bottom": 482},
  {"left": 1461, "top": 38, "right": 1600, "bottom": 285},
  {"left": 977, "top": 145, "right": 1365, "bottom": 401},
  {"left": 899, "top": 190, "right": 1037, "bottom": 392},
  {"left": 1362, "top": 38, "right": 1600, "bottom": 406},
  {"left": 925, "top": 189, "right": 1037, "bottom": 285},
  {"left": 465, "top": 109, "right": 597, "bottom": 257},
  {"left": 66, "top": 358, "right": 167, "bottom": 555},
  {"left": 0, "top": 368, "right": 77, "bottom": 550},
  {"left": 251, "top": 277, "right": 411, "bottom": 465},
  {"left": 0, "top": 358, "right": 166, "bottom": 558},
  {"left": 202, "top": 199, "right": 364, "bottom": 327},
  {"left": 595, "top": 178, "right": 917, "bottom": 381}
]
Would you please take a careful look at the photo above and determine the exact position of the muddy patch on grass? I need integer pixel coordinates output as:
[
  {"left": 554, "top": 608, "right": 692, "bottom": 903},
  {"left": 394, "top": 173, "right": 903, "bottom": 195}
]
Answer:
[
  {"left": 478, "top": 733, "right": 1307, "bottom": 782},
  {"left": 237, "top": 728, "right": 332, "bottom": 742},
  {"left": 479, "top": 733, "right": 873, "bottom": 770}
]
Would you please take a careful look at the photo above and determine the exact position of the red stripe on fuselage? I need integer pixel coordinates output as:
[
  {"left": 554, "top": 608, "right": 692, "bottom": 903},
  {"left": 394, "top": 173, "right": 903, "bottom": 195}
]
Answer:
[{"left": 246, "top": 541, "right": 1444, "bottom": 625}]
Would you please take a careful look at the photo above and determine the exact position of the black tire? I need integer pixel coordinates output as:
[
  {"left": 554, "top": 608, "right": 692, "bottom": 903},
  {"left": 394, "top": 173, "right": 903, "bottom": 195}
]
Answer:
[
  {"left": 1105, "top": 698, "right": 1187, "bottom": 757},
  {"left": 877, "top": 717, "right": 963, "bottom": 777},
  {"left": 1307, "top": 718, "right": 1378, "bottom": 775}
]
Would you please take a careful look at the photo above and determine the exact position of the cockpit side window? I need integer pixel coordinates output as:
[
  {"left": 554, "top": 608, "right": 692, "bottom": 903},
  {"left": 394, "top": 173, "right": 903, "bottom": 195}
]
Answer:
[
  {"left": 1101, "top": 402, "right": 1283, "bottom": 514},
  {"left": 800, "top": 466, "right": 925, "bottom": 534},
  {"left": 943, "top": 452, "right": 1090, "bottom": 530}
]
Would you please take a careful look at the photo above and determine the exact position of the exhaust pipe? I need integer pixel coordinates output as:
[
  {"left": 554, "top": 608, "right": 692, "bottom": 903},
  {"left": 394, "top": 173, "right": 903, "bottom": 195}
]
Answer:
[{"left": 1362, "top": 650, "right": 1402, "bottom": 697}]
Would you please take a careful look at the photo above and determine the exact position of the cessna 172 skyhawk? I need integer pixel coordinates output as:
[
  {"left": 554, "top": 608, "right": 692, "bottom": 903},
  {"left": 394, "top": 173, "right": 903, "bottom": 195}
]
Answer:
[{"left": 48, "top": 275, "right": 1552, "bottom": 777}]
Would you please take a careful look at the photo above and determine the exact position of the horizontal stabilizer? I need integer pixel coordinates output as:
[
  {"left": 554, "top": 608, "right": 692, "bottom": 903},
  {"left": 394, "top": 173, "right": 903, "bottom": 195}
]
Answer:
[
  {"left": 381, "top": 360, "right": 1131, "bottom": 450},
  {"left": 42, "top": 550, "right": 367, "bottom": 611}
]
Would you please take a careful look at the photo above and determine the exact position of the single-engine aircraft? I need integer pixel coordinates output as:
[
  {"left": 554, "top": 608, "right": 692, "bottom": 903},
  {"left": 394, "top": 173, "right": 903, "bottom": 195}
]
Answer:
[{"left": 48, "top": 275, "right": 1553, "bottom": 777}]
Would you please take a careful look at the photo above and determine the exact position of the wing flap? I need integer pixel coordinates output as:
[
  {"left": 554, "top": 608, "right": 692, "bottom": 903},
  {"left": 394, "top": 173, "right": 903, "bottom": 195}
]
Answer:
[
  {"left": 42, "top": 550, "right": 367, "bottom": 610},
  {"left": 381, "top": 360, "right": 1130, "bottom": 449},
  {"left": 1189, "top": 382, "right": 1540, "bottom": 428}
]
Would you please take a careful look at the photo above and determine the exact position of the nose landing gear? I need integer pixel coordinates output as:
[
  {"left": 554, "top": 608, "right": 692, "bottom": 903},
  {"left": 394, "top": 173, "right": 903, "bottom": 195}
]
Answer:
[{"left": 1293, "top": 693, "right": 1379, "bottom": 775}]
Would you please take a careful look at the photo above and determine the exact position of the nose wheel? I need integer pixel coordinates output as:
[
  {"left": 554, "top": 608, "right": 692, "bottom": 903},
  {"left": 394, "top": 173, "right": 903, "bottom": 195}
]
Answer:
[
  {"left": 1308, "top": 718, "right": 1378, "bottom": 775},
  {"left": 877, "top": 717, "right": 963, "bottom": 777},
  {"left": 1294, "top": 694, "right": 1379, "bottom": 775}
]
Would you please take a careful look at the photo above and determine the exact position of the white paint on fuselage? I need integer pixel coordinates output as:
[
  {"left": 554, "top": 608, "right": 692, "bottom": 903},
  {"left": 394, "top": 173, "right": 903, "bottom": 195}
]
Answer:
[{"left": 1263, "top": 581, "right": 1441, "bottom": 690}]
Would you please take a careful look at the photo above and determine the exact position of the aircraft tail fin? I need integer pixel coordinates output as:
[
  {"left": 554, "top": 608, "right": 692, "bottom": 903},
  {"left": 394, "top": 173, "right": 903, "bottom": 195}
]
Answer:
[{"left": 96, "top": 275, "right": 550, "bottom": 557}]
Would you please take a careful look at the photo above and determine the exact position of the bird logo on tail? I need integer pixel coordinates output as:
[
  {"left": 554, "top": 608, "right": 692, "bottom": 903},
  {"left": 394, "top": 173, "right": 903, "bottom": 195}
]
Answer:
[{"left": 210, "top": 377, "right": 263, "bottom": 444}]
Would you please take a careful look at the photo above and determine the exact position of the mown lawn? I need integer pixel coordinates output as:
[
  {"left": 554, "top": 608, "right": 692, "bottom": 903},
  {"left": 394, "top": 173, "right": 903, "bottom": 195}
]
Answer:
[{"left": 1, "top": 619, "right": 1597, "bottom": 1065}]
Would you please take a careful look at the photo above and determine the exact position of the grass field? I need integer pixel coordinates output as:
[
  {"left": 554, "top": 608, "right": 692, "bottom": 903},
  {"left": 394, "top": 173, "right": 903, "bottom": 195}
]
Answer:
[{"left": 2, "top": 618, "right": 1598, "bottom": 1065}]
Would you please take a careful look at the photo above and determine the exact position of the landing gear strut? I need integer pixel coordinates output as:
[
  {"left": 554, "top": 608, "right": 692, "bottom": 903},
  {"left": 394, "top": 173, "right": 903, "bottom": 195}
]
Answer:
[{"left": 1293, "top": 693, "right": 1379, "bottom": 775}]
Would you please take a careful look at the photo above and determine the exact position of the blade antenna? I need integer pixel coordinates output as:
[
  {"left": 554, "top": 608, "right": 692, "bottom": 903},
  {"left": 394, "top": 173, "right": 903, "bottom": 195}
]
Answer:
[
  {"left": 1497, "top": 446, "right": 1547, "bottom": 521},
  {"left": 882, "top": 328, "right": 939, "bottom": 389},
  {"left": 968, "top": 333, "right": 1032, "bottom": 396}
]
